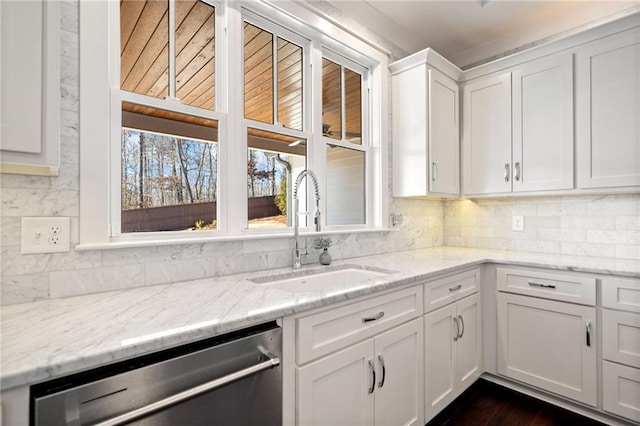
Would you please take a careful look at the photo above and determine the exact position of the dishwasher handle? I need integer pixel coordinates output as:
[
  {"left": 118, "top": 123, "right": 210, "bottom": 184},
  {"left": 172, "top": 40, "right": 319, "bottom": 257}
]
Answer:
[{"left": 92, "top": 350, "right": 280, "bottom": 426}]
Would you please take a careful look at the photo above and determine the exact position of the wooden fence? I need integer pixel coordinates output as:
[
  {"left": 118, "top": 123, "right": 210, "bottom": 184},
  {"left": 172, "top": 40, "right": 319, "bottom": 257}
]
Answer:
[{"left": 122, "top": 196, "right": 281, "bottom": 232}]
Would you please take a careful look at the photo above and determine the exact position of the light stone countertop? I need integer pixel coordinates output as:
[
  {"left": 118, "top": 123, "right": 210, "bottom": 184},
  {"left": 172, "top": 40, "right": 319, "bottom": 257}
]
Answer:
[{"left": 2, "top": 246, "right": 639, "bottom": 390}]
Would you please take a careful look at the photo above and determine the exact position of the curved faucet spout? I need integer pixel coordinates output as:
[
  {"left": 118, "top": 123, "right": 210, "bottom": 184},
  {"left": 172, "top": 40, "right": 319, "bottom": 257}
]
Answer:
[{"left": 292, "top": 169, "right": 322, "bottom": 269}]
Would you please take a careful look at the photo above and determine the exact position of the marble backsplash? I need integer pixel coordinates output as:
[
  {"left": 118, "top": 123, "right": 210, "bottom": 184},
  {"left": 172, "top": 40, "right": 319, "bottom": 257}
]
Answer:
[
  {"left": 1, "top": 1, "right": 638, "bottom": 305},
  {"left": 444, "top": 194, "right": 640, "bottom": 259},
  {"left": 0, "top": 1, "right": 444, "bottom": 305}
]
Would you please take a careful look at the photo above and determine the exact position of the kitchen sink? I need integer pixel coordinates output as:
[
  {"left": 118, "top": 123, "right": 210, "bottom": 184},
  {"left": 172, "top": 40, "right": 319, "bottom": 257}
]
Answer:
[{"left": 251, "top": 264, "right": 393, "bottom": 293}]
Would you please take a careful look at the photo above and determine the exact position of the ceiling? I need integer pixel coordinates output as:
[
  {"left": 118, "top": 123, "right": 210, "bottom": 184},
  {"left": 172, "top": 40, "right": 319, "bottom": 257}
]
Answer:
[{"left": 324, "top": 0, "right": 639, "bottom": 68}]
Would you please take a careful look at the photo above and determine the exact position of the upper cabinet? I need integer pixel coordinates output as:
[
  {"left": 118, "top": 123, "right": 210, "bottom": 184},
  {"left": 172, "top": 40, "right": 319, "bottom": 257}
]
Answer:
[
  {"left": 462, "top": 54, "right": 574, "bottom": 196},
  {"left": 391, "top": 49, "right": 461, "bottom": 198},
  {"left": 462, "top": 72, "right": 512, "bottom": 195},
  {"left": 575, "top": 27, "right": 640, "bottom": 189},
  {"left": 0, "top": 0, "right": 60, "bottom": 176}
]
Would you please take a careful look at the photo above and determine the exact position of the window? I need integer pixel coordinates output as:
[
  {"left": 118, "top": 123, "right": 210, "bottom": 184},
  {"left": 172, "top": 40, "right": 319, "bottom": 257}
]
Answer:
[{"left": 79, "top": 0, "right": 389, "bottom": 247}]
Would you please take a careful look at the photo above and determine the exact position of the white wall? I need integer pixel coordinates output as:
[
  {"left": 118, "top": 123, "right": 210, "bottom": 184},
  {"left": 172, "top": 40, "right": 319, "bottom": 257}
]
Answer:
[{"left": 0, "top": 0, "right": 443, "bottom": 305}]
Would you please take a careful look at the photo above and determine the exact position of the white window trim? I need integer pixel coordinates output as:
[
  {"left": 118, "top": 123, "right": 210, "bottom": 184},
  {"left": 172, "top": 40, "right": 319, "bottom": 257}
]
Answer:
[{"left": 78, "top": 0, "right": 389, "bottom": 249}]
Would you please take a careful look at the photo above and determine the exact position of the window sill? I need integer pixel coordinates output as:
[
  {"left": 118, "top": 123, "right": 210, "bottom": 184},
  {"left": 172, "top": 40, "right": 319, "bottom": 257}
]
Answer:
[{"left": 75, "top": 227, "right": 397, "bottom": 251}]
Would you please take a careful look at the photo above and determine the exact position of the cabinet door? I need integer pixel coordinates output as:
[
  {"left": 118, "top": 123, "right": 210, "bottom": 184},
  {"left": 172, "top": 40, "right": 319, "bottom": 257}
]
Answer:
[
  {"left": 497, "top": 292, "right": 597, "bottom": 406},
  {"left": 424, "top": 303, "right": 457, "bottom": 422},
  {"left": 512, "top": 54, "right": 573, "bottom": 192},
  {"left": 455, "top": 293, "right": 481, "bottom": 391},
  {"left": 602, "top": 360, "right": 640, "bottom": 423},
  {"left": 374, "top": 319, "right": 424, "bottom": 426},
  {"left": 576, "top": 27, "right": 640, "bottom": 189},
  {"left": 297, "top": 339, "right": 375, "bottom": 426},
  {"left": 603, "top": 309, "right": 640, "bottom": 368},
  {"left": 429, "top": 68, "right": 459, "bottom": 196},
  {"left": 462, "top": 72, "right": 512, "bottom": 195}
]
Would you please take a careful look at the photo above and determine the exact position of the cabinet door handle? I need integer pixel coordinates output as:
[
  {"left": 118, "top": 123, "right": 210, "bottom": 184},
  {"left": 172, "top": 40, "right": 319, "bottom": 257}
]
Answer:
[
  {"left": 449, "top": 284, "right": 462, "bottom": 292},
  {"left": 586, "top": 321, "right": 592, "bottom": 347},
  {"left": 368, "top": 359, "right": 376, "bottom": 394},
  {"left": 377, "top": 354, "right": 386, "bottom": 388},
  {"left": 458, "top": 314, "right": 465, "bottom": 339},
  {"left": 504, "top": 163, "right": 510, "bottom": 182},
  {"left": 453, "top": 316, "right": 459, "bottom": 342},
  {"left": 432, "top": 162, "right": 438, "bottom": 181},
  {"left": 362, "top": 311, "right": 384, "bottom": 323},
  {"left": 528, "top": 281, "right": 556, "bottom": 289},
  {"left": 514, "top": 162, "right": 521, "bottom": 181}
]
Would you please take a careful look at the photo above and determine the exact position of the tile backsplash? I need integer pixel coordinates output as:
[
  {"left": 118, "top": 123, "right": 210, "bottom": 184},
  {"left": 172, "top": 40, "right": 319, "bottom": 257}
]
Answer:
[
  {"left": 1, "top": 1, "right": 638, "bottom": 306},
  {"left": 444, "top": 194, "right": 639, "bottom": 259},
  {"left": 0, "top": 1, "right": 442, "bottom": 305}
]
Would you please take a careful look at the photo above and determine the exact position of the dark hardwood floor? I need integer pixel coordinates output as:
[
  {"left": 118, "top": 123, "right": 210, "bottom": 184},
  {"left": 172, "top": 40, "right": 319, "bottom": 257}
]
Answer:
[{"left": 427, "top": 379, "right": 606, "bottom": 426}]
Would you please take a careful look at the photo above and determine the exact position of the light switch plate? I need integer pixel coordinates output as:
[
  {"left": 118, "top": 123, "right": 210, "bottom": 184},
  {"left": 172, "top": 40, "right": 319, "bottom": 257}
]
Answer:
[
  {"left": 512, "top": 215, "right": 525, "bottom": 232},
  {"left": 21, "top": 217, "right": 71, "bottom": 254}
]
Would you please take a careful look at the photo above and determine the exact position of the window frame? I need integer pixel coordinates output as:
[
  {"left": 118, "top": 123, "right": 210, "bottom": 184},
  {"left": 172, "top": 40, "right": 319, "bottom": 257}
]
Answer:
[{"left": 78, "top": 0, "right": 389, "bottom": 249}]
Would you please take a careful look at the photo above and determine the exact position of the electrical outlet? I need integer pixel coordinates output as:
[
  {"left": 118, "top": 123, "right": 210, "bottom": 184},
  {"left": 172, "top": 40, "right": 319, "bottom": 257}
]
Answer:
[
  {"left": 390, "top": 213, "right": 403, "bottom": 228},
  {"left": 21, "top": 217, "right": 71, "bottom": 254},
  {"left": 512, "top": 215, "right": 525, "bottom": 232}
]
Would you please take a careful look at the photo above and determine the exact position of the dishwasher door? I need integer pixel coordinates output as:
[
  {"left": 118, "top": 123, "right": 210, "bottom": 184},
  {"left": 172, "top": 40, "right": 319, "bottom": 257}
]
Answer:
[{"left": 32, "top": 322, "right": 282, "bottom": 426}]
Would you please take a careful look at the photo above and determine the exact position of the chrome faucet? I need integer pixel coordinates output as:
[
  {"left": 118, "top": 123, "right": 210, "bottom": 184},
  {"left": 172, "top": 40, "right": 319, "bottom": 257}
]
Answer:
[{"left": 292, "top": 169, "right": 321, "bottom": 269}]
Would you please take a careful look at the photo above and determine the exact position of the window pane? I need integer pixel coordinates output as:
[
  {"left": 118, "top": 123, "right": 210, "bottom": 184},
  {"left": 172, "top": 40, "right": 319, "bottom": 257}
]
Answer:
[
  {"left": 247, "top": 128, "right": 306, "bottom": 229},
  {"left": 322, "top": 58, "right": 342, "bottom": 140},
  {"left": 176, "top": 0, "right": 215, "bottom": 110},
  {"left": 344, "top": 68, "right": 362, "bottom": 145},
  {"left": 244, "top": 23, "right": 273, "bottom": 124},
  {"left": 121, "top": 102, "right": 218, "bottom": 233},
  {"left": 277, "top": 38, "right": 303, "bottom": 130},
  {"left": 120, "top": 0, "right": 169, "bottom": 98},
  {"left": 326, "top": 145, "right": 365, "bottom": 226}
]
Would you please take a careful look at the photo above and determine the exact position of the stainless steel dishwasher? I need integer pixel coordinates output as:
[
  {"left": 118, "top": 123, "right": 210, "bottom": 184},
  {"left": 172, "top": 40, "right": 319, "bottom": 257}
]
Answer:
[{"left": 31, "top": 321, "right": 282, "bottom": 425}]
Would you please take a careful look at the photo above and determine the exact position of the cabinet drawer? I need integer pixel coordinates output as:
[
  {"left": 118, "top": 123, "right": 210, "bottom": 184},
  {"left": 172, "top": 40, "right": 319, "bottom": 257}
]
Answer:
[
  {"left": 296, "top": 286, "right": 423, "bottom": 364},
  {"left": 603, "top": 361, "right": 640, "bottom": 423},
  {"left": 603, "top": 309, "right": 640, "bottom": 368},
  {"left": 497, "top": 267, "right": 596, "bottom": 305},
  {"left": 602, "top": 276, "right": 640, "bottom": 312},
  {"left": 424, "top": 268, "right": 479, "bottom": 313}
]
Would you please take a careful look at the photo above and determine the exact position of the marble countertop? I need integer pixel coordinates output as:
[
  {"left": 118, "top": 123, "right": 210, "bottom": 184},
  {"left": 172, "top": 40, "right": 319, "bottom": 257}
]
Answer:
[{"left": 2, "top": 246, "right": 639, "bottom": 390}]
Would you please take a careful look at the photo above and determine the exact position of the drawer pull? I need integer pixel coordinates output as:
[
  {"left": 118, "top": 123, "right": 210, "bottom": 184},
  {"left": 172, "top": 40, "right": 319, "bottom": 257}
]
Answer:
[
  {"left": 377, "top": 354, "right": 386, "bottom": 388},
  {"left": 453, "top": 316, "right": 459, "bottom": 342},
  {"left": 368, "top": 359, "right": 376, "bottom": 394},
  {"left": 449, "top": 284, "right": 462, "bottom": 292},
  {"left": 528, "top": 281, "right": 556, "bottom": 289},
  {"left": 362, "top": 311, "right": 385, "bottom": 323},
  {"left": 586, "top": 321, "right": 592, "bottom": 347},
  {"left": 458, "top": 314, "right": 465, "bottom": 339}
]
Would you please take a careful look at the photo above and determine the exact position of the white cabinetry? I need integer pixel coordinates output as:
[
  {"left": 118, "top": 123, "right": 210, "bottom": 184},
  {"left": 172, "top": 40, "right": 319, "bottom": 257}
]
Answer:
[
  {"left": 289, "top": 286, "right": 424, "bottom": 426},
  {"left": 424, "top": 293, "right": 481, "bottom": 423},
  {"left": 462, "top": 72, "right": 512, "bottom": 195},
  {"left": 462, "top": 54, "right": 574, "bottom": 196},
  {"left": 0, "top": 0, "right": 59, "bottom": 176},
  {"left": 576, "top": 27, "right": 640, "bottom": 189},
  {"left": 391, "top": 49, "right": 461, "bottom": 198},
  {"left": 601, "top": 276, "right": 640, "bottom": 423},
  {"left": 423, "top": 269, "right": 482, "bottom": 423},
  {"left": 496, "top": 267, "right": 597, "bottom": 406}
]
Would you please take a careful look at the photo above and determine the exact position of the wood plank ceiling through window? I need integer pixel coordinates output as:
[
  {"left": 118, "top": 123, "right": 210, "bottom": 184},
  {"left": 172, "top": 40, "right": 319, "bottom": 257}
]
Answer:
[
  {"left": 120, "top": 0, "right": 216, "bottom": 124},
  {"left": 119, "top": 1, "right": 360, "bottom": 144}
]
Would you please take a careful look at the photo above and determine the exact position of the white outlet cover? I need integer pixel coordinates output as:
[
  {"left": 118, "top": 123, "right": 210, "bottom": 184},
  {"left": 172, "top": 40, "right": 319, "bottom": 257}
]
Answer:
[
  {"left": 512, "top": 215, "right": 525, "bottom": 232},
  {"left": 21, "top": 217, "right": 71, "bottom": 254}
]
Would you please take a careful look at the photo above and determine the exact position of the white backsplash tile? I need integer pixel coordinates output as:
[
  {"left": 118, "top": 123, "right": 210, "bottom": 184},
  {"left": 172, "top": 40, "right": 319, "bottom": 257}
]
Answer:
[{"left": 1, "top": 1, "right": 637, "bottom": 307}]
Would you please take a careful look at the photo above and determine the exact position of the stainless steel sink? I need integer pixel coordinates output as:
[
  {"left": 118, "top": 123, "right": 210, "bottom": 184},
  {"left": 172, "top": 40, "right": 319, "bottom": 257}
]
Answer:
[{"left": 251, "top": 264, "right": 393, "bottom": 293}]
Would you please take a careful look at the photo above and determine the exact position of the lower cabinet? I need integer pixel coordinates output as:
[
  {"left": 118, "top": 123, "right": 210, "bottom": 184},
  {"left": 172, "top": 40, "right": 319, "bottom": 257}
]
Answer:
[
  {"left": 424, "top": 292, "right": 481, "bottom": 422},
  {"left": 602, "top": 361, "right": 640, "bottom": 423},
  {"left": 297, "top": 319, "right": 424, "bottom": 426},
  {"left": 497, "top": 292, "right": 597, "bottom": 406}
]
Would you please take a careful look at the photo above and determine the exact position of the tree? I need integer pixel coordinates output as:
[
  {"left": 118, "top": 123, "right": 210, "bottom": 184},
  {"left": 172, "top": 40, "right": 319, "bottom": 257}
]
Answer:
[{"left": 275, "top": 174, "right": 287, "bottom": 215}]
